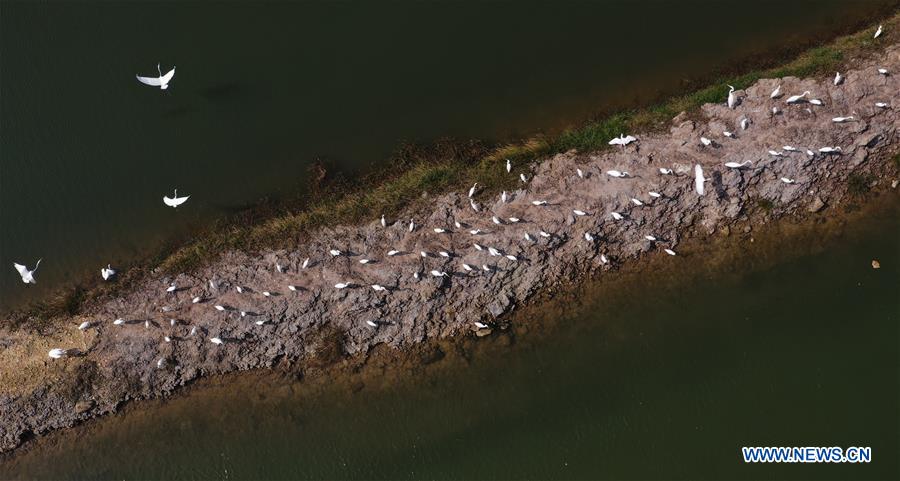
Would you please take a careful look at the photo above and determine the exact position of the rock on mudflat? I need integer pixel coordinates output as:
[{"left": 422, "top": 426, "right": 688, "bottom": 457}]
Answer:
[{"left": 808, "top": 196, "right": 827, "bottom": 213}]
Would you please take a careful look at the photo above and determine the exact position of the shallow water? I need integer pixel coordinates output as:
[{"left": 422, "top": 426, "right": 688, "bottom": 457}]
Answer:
[
  {"left": 3, "top": 199, "right": 897, "bottom": 480},
  {"left": 1, "top": 0, "right": 897, "bottom": 309}
]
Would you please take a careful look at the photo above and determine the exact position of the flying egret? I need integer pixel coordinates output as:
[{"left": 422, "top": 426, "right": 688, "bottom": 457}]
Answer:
[
  {"left": 302, "top": 257, "right": 310, "bottom": 269},
  {"left": 48, "top": 348, "right": 67, "bottom": 359},
  {"left": 335, "top": 282, "right": 350, "bottom": 289},
  {"left": 664, "top": 248, "right": 677, "bottom": 256},
  {"left": 608, "top": 134, "right": 637, "bottom": 147},
  {"left": 874, "top": 24, "right": 883, "bottom": 38},
  {"left": 13, "top": 259, "right": 41, "bottom": 284},
  {"left": 659, "top": 168, "right": 673, "bottom": 175},
  {"left": 834, "top": 72, "right": 844, "bottom": 85},
  {"left": 210, "top": 337, "right": 224, "bottom": 345},
  {"left": 724, "top": 161, "right": 752, "bottom": 169},
  {"left": 770, "top": 85, "right": 782, "bottom": 98},
  {"left": 501, "top": 191, "right": 508, "bottom": 203},
  {"left": 506, "top": 159, "right": 512, "bottom": 173},
  {"left": 78, "top": 321, "right": 91, "bottom": 330},
  {"left": 606, "top": 170, "right": 629, "bottom": 178},
  {"left": 700, "top": 136, "right": 712, "bottom": 146},
  {"left": 163, "top": 189, "right": 189, "bottom": 208},
  {"left": 726, "top": 85, "right": 736, "bottom": 109},
  {"left": 531, "top": 200, "right": 547, "bottom": 206},
  {"left": 101, "top": 264, "right": 116, "bottom": 281},
  {"left": 468, "top": 183, "right": 478, "bottom": 198},
  {"left": 694, "top": 164, "right": 706, "bottom": 196},
  {"left": 786, "top": 91, "right": 810, "bottom": 104},
  {"left": 136, "top": 63, "right": 176, "bottom": 90},
  {"left": 573, "top": 209, "right": 588, "bottom": 216},
  {"left": 610, "top": 212, "right": 624, "bottom": 220},
  {"left": 832, "top": 116, "right": 855, "bottom": 123},
  {"left": 371, "top": 284, "right": 387, "bottom": 291},
  {"left": 780, "top": 177, "right": 796, "bottom": 184}
]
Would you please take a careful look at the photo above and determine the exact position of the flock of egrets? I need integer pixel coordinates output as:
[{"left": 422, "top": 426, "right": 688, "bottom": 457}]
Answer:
[{"left": 20, "top": 24, "right": 896, "bottom": 362}]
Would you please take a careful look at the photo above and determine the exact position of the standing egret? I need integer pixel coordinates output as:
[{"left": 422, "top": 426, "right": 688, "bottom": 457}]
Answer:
[
  {"left": 78, "top": 321, "right": 91, "bottom": 330},
  {"left": 335, "top": 282, "right": 350, "bottom": 289},
  {"left": 508, "top": 217, "right": 520, "bottom": 223},
  {"left": 782, "top": 146, "right": 798, "bottom": 152},
  {"left": 371, "top": 284, "right": 387, "bottom": 291},
  {"left": 832, "top": 116, "right": 855, "bottom": 123},
  {"left": 694, "top": 164, "right": 706, "bottom": 196},
  {"left": 387, "top": 249, "right": 400, "bottom": 256},
  {"left": 380, "top": 215, "right": 386, "bottom": 227},
  {"left": 700, "top": 137, "right": 712, "bottom": 146},
  {"left": 875, "top": 102, "right": 890, "bottom": 108},
  {"left": 874, "top": 24, "right": 883, "bottom": 38},
  {"left": 519, "top": 173, "right": 528, "bottom": 183},
  {"left": 210, "top": 337, "right": 224, "bottom": 345},
  {"left": 468, "top": 183, "right": 478, "bottom": 198},
  {"left": 659, "top": 168, "right": 673, "bottom": 175},
  {"left": 113, "top": 318, "right": 125, "bottom": 325},
  {"left": 430, "top": 270, "right": 449, "bottom": 277},
  {"left": 157, "top": 359, "right": 166, "bottom": 369},
  {"left": 470, "top": 199, "right": 480, "bottom": 212},
  {"left": 577, "top": 168, "right": 584, "bottom": 178},
  {"left": 366, "top": 320, "right": 378, "bottom": 328},
  {"left": 409, "top": 219, "right": 415, "bottom": 232},
  {"left": 505, "top": 254, "right": 518, "bottom": 262},
  {"left": 302, "top": 257, "right": 310, "bottom": 269},
  {"left": 606, "top": 170, "right": 629, "bottom": 178},
  {"left": 786, "top": 91, "right": 810, "bottom": 104},
  {"left": 163, "top": 189, "right": 189, "bottom": 208},
  {"left": 539, "top": 231, "right": 551, "bottom": 238},
  {"left": 288, "top": 285, "right": 299, "bottom": 291},
  {"left": 473, "top": 243, "right": 484, "bottom": 251},
  {"left": 469, "top": 229, "right": 482, "bottom": 235},
  {"left": 166, "top": 283, "right": 177, "bottom": 293},
  {"left": 645, "top": 235, "right": 657, "bottom": 241},
  {"left": 819, "top": 147, "right": 842, "bottom": 154},
  {"left": 780, "top": 177, "right": 796, "bottom": 184},
  {"left": 664, "top": 248, "right": 677, "bottom": 256},
  {"left": 492, "top": 216, "right": 502, "bottom": 225},
  {"left": 768, "top": 150, "right": 783, "bottom": 157},
  {"left": 136, "top": 63, "right": 176, "bottom": 90},
  {"left": 462, "top": 264, "right": 474, "bottom": 272},
  {"left": 214, "top": 305, "right": 226, "bottom": 311},
  {"left": 649, "top": 191, "right": 662, "bottom": 199},
  {"left": 438, "top": 251, "right": 450, "bottom": 258},
  {"left": 878, "top": 68, "right": 889, "bottom": 75},
  {"left": 809, "top": 99, "right": 824, "bottom": 106},
  {"left": 600, "top": 254, "right": 609, "bottom": 265},
  {"left": 101, "top": 264, "right": 116, "bottom": 281},
  {"left": 531, "top": 200, "right": 548, "bottom": 206},
  {"left": 420, "top": 251, "right": 429, "bottom": 258},
  {"left": 524, "top": 232, "right": 533, "bottom": 242},
  {"left": 726, "top": 85, "right": 736, "bottom": 109},
  {"left": 740, "top": 118, "right": 751, "bottom": 130},
  {"left": 724, "top": 161, "right": 752, "bottom": 169},
  {"left": 488, "top": 247, "right": 501, "bottom": 257},
  {"left": 631, "top": 198, "right": 644, "bottom": 206},
  {"left": 770, "top": 85, "right": 782, "bottom": 98},
  {"left": 474, "top": 321, "right": 490, "bottom": 329},
  {"left": 501, "top": 191, "right": 509, "bottom": 203},
  {"left": 723, "top": 131, "right": 734, "bottom": 138},
  {"left": 13, "top": 259, "right": 41, "bottom": 284},
  {"left": 433, "top": 227, "right": 447, "bottom": 233},
  {"left": 610, "top": 212, "right": 624, "bottom": 221},
  {"left": 584, "top": 233, "right": 594, "bottom": 242},
  {"left": 192, "top": 296, "right": 202, "bottom": 303},
  {"left": 506, "top": 159, "right": 512, "bottom": 173},
  {"left": 329, "top": 249, "right": 342, "bottom": 257},
  {"left": 573, "top": 210, "right": 588, "bottom": 216},
  {"left": 834, "top": 72, "right": 844, "bottom": 85},
  {"left": 48, "top": 348, "right": 67, "bottom": 359}
]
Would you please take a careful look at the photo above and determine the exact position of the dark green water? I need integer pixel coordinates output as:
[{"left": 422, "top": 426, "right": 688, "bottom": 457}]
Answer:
[
  {"left": 3, "top": 201, "right": 897, "bottom": 479},
  {"left": 2, "top": 0, "right": 897, "bottom": 309}
]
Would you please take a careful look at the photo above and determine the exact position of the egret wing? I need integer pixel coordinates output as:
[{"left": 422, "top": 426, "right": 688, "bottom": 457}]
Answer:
[
  {"left": 160, "top": 67, "right": 175, "bottom": 85},
  {"left": 13, "top": 263, "right": 27, "bottom": 276},
  {"left": 136, "top": 74, "right": 163, "bottom": 86}
]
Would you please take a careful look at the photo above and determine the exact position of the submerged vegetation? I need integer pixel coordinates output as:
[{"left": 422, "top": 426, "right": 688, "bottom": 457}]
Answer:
[{"left": 6, "top": 13, "right": 899, "bottom": 330}]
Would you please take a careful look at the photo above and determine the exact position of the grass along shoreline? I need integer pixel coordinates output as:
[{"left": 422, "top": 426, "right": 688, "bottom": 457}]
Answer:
[{"left": 6, "top": 12, "right": 899, "bottom": 331}]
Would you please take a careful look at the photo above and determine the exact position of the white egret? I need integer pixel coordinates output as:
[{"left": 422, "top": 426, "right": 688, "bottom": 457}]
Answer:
[
  {"left": 501, "top": 191, "right": 509, "bottom": 203},
  {"left": 577, "top": 168, "right": 584, "bottom": 178},
  {"left": 524, "top": 232, "right": 533, "bottom": 242},
  {"left": 136, "top": 63, "right": 176, "bottom": 90},
  {"left": 13, "top": 259, "right": 41, "bottom": 284},
  {"left": 210, "top": 337, "right": 223, "bottom": 345},
  {"left": 462, "top": 264, "right": 474, "bottom": 272},
  {"left": 470, "top": 199, "right": 480, "bottom": 212},
  {"left": 780, "top": 177, "right": 796, "bottom": 184},
  {"left": 214, "top": 305, "right": 226, "bottom": 311},
  {"left": 166, "top": 284, "right": 177, "bottom": 293},
  {"left": 170, "top": 319, "right": 176, "bottom": 326},
  {"left": 875, "top": 102, "right": 890, "bottom": 108},
  {"left": 235, "top": 286, "right": 244, "bottom": 293},
  {"left": 420, "top": 251, "right": 429, "bottom": 257},
  {"left": 819, "top": 147, "right": 842, "bottom": 154},
  {"left": 189, "top": 326, "right": 197, "bottom": 336},
  {"left": 409, "top": 219, "right": 416, "bottom": 232},
  {"left": 302, "top": 257, "right": 310, "bottom": 269},
  {"left": 505, "top": 254, "right": 518, "bottom": 261},
  {"left": 606, "top": 170, "right": 629, "bottom": 178},
  {"left": 531, "top": 200, "right": 547, "bottom": 206},
  {"left": 520, "top": 173, "right": 528, "bottom": 183},
  {"left": 77, "top": 321, "right": 91, "bottom": 330},
  {"left": 474, "top": 321, "right": 489, "bottom": 329},
  {"left": 573, "top": 209, "right": 588, "bottom": 216},
  {"left": 508, "top": 217, "right": 520, "bottom": 223},
  {"left": 454, "top": 221, "right": 462, "bottom": 229},
  {"left": 438, "top": 251, "right": 450, "bottom": 258},
  {"left": 430, "top": 270, "right": 448, "bottom": 277},
  {"left": 878, "top": 68, "right": 889, "bottom": 75},
  {"left": 164, "top": 336, "right": 172, "bottom": 343},
  {"left": 48, "top": 348, "right": 67, "bottom": 359},
  {"left": 645, "top": 235, "right": 657, "bottom": 241},
  {"left": 834, "top": 72, "right": 844, "bottom": 85},
  {"left": 468, "top": 183, "right": 478, "bottom": 198},
  {"left": 700, "top": 136, "right": 712, "bottom": 146},
  {"left": 366, "top": 320, "right": 378, "bottom": 328},
  {"left": 163, "top": 189, "right": 189, "bottom": 208},
  {"left": 659, "top": 168, "right": 673, "bottom": 175},
  {"left": 482, "top": 264, "right": 491, "bottom": 272},
  {"left": 506, "top": 158, "right": 512, "bottom": 173},
  {"left": 101, "top": 264, "right": 116, "bottom": 281},
  {"left": 275, "top": 263, "right": 285, "bottom": 273},
  {"left": 157, "top": 358, "right": 166, "bottom": 369},
  {"left": 874, "top": 24, "right": 883, "bottom": 38},
  {"left": 113, "top": 318, "right": 125, "bottom": 325},
  {"left": 492, "top": 216, "right": 502, "bottom": 225},
  {"left": 329, "top": 249, "right": 342, "bottom": 257},
  {"left": 649, "top": 191, "right": 662, "bottom": 198},
  {"left": 610, "top": 212, "right": 624, "bottom": 221},
  {"left": 380, "top": 215, "right": 386, "bottom": 227},
  {"left": 786, "top": 91, "right": 810, "bottom": 104},
  {"left": 740, "top": 118, "right": 751, "bottom": 130},
  {"left": 768, "top": 150, "right": 783, "bottom": 157},
  {"left": 255, "top": 319, "right": 267, "bottom": 326},
  {"left": 664, "top": 248, "right": 676, "bottom": 256},
  {"left": 724, "top": 161, "right": 752, "bottom": 169},
  {"left": 783, "top": 146, "right": 798, "bottom": 152},
  {"left": 434, "top": 227, "right": 447, "bottom": 233},
  {"left": 192, "top": 296, "right": 202, "bottom": 303},
  {"left": 262, "top": 291, "right": 272, "bottom": 296},
  {"left": 488, "top": 247, "right": 501, "bottom": 256},
  {"left": 469, "top": 228, "right": 483, "bottom": 235},
  {"left": 600, "top": 254, "right": 609, "bottom": 264},
  {"left": 726, "top": 85, "right": 736, "bottom": 109},
  {"left": 770, "top": 85, "right": 782, "bottom": 98},
  {"left": 288, "top": 285, "right": 298, "bottom": 291},
  {"left": 694, "top": 164, "right": 706, "bottom": 196},
  {"left": 413, "top": 271, "right": 420, "bottom": 280},
  {"left": 584, "top": 232, "right": 594, "bottom": 242},
  {"left": 387, "top": 249, "right": 400, "bottom": 256},
  {"left": 723, "top": 131, "right": 734, "bottom": 138},
  {"left": 809, "top": 99, "right": 824, "bottom": 106},
  {"left": 539, "top": 231, "right": 551, "bottom": 238},
  {"left": 371, "top": 284, "right": 387, "bottom": 291},
  {"left": 806, "top": 149, "right": 815, "bottom": 156},
  {"left": 832, "top": 116, "right": 855, "bottom": 123},
  {"left": 335, "top": 282, "right": 350, "bottom": 289},
  {"left": 473, "top": 243, "right": 484, "bottom": 251},
  {"left": 608, "top": 134, "right": 637, "bottom": 147},
  {"left": 631, "top": 198, "right": 644, "bottom": 206}
]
